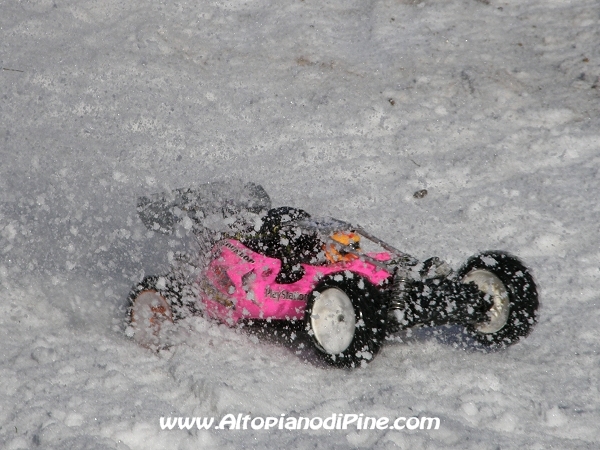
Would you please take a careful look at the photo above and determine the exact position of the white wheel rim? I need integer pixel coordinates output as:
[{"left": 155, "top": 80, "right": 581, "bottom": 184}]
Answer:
[
  {"left": 131, "top": 291, "right": 173, "bottom": 346},
  {"left": 462, "top": 269, "right": 510, "bottom": 334},
  {"left": 310, "top": 288, "right": 356, "bottom": 354}
]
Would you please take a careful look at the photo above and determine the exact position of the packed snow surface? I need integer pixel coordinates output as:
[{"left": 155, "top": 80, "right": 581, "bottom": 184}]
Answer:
[{"left": 1, "top": 0, "right": 599, "bottom": 448}]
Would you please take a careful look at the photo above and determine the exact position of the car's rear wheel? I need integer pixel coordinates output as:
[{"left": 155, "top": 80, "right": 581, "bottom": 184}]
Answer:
[
  {"left": 128, "top": 276, "right": 175, "bottom": 349},
  {"left": 305, "top": 273, "right": 388, "bottom": 368},
  {"left": 310, "top": 287, "right": 357, "bottom": 355}
]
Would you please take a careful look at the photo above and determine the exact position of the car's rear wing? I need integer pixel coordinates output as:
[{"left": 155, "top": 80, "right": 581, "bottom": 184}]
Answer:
[{"left": 136, "top": 181, "right": 271, "bottom": 235}]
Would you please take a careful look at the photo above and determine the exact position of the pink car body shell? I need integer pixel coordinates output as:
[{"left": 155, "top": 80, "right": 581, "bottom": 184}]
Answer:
[{"left": 199, "top": 239, "right": 393, "bottom": 325}]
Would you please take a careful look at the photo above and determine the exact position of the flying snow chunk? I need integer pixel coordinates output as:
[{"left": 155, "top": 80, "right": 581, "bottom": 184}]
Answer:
[{"left": 481, "top": 256, "right": 497, "bottom": 267}]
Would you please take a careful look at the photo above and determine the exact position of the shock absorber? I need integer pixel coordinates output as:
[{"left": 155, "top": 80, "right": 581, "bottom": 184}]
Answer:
[{"left": 386, "top": 267, "right": 414, "bottom": 332}]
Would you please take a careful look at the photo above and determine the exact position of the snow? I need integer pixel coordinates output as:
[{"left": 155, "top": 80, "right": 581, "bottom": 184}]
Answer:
[{"left": 1, "top": 0, "right": 599, "bottom": 448}]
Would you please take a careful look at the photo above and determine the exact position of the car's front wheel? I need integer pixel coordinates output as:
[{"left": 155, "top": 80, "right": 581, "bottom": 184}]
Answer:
[{"left": 458, "top": 251, "right": 539, "bottom": 348}]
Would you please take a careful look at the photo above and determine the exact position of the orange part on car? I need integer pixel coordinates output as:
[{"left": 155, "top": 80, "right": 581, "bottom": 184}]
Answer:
[{"left": 324, "top": 231, "right": 361, "bottom": 263}]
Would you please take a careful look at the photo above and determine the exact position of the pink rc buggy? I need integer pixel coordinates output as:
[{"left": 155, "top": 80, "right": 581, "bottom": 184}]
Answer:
[{"left": 127, "top": 182, "right": 538, "bottom": 368}]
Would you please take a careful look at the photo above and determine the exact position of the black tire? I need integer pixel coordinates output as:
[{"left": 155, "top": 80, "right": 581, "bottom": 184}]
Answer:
[
  {"left": 127, "top": 275, "right": 182, "bottom": 350},
  {"left": 304, "top": 273, "right": 388, "bottom": 368},
  {"left": 127, "top": 275, "right": 180, "bottom": 322},
  {"left": 457, "top": 251, "right": 538, "bottom": 349}
]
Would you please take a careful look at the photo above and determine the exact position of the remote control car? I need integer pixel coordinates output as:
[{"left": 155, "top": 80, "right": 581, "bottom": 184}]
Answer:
[{"left": 126, "top": 182, "right": 539, "bottom": 368}]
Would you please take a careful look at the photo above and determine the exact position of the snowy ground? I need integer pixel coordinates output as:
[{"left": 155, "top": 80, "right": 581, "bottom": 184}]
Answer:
[{"left": 1, "top": 0, "right": 599, "bottom": 448}]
